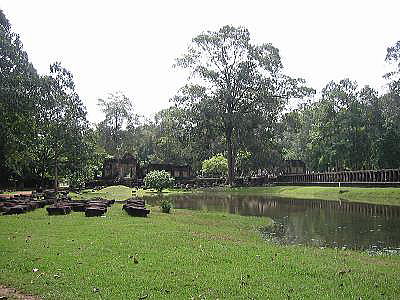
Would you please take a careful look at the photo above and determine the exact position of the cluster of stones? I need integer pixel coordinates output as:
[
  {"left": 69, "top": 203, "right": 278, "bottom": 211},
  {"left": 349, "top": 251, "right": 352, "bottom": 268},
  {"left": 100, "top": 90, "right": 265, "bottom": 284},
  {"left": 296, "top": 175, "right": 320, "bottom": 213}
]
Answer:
[
  {"left": 46, "top": 197, "right": 115, "bottom": 217},
  {"left": 0, "top": 191, "right": 57, "bottom": 215},
  {"left": 0, "top": 191, "right": 115, "bottom": 218},
  {"left": 123, "top": 198, "right": 150, "bottom": 217},
  {"left": 85, "top": 198, "right": 114, "bottom": 217}
]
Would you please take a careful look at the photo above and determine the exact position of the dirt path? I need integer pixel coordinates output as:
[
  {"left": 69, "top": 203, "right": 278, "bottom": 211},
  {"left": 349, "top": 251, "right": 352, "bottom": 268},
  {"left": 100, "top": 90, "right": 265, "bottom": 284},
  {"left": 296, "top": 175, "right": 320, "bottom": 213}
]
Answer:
[{"left": 0, "top": 285, "right": 41, "bottom": 300}]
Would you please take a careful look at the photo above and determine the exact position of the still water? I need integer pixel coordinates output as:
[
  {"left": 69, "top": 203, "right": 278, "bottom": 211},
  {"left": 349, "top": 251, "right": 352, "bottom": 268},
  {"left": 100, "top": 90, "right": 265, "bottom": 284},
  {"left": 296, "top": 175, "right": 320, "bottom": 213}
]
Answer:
[{"left": 145, "top": 193, "right": 400, "bottom": 254}]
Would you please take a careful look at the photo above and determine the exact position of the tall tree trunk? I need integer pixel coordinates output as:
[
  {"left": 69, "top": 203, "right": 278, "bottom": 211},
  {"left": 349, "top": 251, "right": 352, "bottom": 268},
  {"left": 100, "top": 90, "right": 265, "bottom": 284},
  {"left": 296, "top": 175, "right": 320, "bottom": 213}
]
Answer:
[
  {"left": 54, "top": 154, "right": 58, "bottom": 193},
  {"left": 226, "top": 126, "right": 234, "bottom": 186},
  {"left": 114, "top": 114, "right": 118, "bottom": 155}
]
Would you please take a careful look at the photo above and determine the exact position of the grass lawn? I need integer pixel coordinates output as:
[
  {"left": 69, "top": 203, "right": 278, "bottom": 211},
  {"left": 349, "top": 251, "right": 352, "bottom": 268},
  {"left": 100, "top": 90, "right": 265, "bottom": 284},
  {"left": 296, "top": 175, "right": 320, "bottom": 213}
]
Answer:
[
  {"left": 69, "top": 185, "right": 188, "bottom": 201},
  {"left": 1, "top": 189, "right": 400, "bottom": 299},
  {"left": 217, "top": 185, "right": 400, "bottom": 206}
]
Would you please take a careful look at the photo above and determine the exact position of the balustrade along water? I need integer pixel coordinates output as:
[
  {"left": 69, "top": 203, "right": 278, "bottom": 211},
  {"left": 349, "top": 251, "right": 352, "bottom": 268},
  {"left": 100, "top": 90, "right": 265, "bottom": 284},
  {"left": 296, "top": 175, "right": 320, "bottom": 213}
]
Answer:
[{"left": 276, "top": 168, "right": 400, "bottom": 185}]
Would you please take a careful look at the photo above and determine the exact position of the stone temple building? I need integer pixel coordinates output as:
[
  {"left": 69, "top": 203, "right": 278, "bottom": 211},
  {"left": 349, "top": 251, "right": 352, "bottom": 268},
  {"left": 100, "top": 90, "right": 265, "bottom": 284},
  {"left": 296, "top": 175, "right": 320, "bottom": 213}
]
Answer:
[
  {"left": 102, "top": 153, "right": 192, "bottom": 183},
  {"left": 102, "top": 153, "right": 139, "bottom": 180},
  {"left": 143, "top": 163, "right": 192, "bottom": 179},
  {"left": 283, "top": 160, "right": 306, "bottom": 174}
]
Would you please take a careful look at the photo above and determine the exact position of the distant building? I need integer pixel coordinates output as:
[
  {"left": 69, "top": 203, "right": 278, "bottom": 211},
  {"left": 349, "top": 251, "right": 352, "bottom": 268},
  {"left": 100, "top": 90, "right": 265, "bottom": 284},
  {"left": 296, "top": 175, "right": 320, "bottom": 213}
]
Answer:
[
  {"left": 143, "top": 163, "right": 192, "bottom": 179},
  {"left": 103, "top": 153, "right": 139, "bottom": 180},
  {"left": 283, "top": 160, "right": 306, "bottom": 174},
  {"left": 102, "top": 153, "right": 192, "bottom": 182}
]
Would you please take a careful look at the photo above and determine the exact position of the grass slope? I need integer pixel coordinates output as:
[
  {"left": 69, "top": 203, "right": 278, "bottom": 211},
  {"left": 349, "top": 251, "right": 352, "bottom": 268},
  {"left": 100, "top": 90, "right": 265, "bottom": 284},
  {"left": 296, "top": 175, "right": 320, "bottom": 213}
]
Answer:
[
  {"left": 69, "top": 185, "right": 186, "bottom": 201},
  {"left": 0, "top": 203, "right": 399, "bottom": 299}
]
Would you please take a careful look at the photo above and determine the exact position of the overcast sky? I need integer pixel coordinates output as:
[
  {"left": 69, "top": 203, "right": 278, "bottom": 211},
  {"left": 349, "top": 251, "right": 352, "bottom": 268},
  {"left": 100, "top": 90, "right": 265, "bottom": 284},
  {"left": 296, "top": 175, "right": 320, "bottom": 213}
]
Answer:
[{"left": 2, "top": 0, "right": 399, "bottom": 123}]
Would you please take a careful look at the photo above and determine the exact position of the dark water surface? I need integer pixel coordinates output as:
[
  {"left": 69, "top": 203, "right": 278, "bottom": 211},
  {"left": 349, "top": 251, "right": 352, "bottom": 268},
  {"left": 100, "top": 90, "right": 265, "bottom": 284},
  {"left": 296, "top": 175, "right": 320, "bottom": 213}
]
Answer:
[{"left": 145, "top": 193, "right": 400, "bottom": 254}]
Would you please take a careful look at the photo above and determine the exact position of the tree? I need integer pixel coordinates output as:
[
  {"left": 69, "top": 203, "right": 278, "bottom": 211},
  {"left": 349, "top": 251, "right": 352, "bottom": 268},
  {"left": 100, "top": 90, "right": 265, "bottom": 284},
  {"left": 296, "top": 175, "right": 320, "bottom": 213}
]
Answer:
[
  {"left": 97, "top": 92, "right": 136, "bottom": 156},
  {"left": 385, "top": 40, "right": 400, "bottom": 95},
  {"left": 201, "top": 154, "right": 228, "bottom": 177},
  {"left": 380, "top": 41, "right": 400, "bottom": 168},
  {"left": 37, "top": 62, "right": 90, "bottom": 191},
  {"left": 174, "top": 25, "right": 313, "bottom": 185},
  {"left": 280, "top": 77, "right": 400, "bottom": 171},
  {"left": 150, "top": 107, "right": 192, "bottom": 164},
  {"left": 144, "top": 170, "right": 174, "bottom": 193},
  {"left": 236, "top": 150, "right": 253, "bottom": 176},
  {"left": 0, "top": 9, "right": 41, "bottom": 186},
  {"left": 0, "top": 10, "right": 93, "bottom": 189}
]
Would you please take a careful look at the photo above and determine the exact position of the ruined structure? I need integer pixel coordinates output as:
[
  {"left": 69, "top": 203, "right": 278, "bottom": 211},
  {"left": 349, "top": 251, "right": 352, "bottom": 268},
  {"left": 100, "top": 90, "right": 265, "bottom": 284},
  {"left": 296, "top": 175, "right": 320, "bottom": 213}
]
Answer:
[
  {"left": 283, "top": 160, "right": 306, "bottom": 174},
  {"left": 143, "top": 163, "right": 192, "bottom": 179},
  {"left": 100, "top": 154, "right": 192, "bottom": 187},
  {"left": 102, "top": 153, "right": 139, "bottom": 180}
]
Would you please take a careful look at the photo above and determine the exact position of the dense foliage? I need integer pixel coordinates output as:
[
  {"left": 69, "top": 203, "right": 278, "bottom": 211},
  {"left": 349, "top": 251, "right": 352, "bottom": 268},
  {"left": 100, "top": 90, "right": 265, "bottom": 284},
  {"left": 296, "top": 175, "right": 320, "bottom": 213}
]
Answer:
[
  {"left": 89, "top": 30, "right": 400, "bottom": 177},
  {"left": 281, "top": 76, "right": 400, "bottom": 171},
  {"left": 0, "top": 10, "right": 95, "bottom": 188},
  {"left": 173, "top": 25, "right": 314, "bottom": 184},
  {"left": 159, "top": 198, "right": 172, "bottom": 213},
  {"left": 1, "top": 7, "right": 399, "bottom": 188},
  {"left": 144, "top": 170, "right": 174, "bottom": 192},
  {"left": 201, "top": 154, "right": 228, "bottom": 177}
]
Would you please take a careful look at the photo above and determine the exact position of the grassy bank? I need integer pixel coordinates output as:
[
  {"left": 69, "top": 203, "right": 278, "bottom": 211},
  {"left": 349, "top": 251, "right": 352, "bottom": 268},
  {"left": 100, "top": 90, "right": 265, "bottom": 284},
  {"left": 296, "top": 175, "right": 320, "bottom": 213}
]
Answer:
[
  {"left": 217, "top": 185, "right": 400, "bottom": 206},
  {"left": 69, "top": 185, "right": 187, "bottom": 201},
  {"left": 1, "top": 202, "right": 400, "bottom": 299}
]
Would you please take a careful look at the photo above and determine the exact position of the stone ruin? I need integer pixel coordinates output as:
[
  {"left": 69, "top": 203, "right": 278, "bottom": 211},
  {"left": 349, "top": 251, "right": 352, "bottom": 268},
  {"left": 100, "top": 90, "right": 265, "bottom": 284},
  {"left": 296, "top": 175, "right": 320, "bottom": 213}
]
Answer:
[
  {"left": 46, "top": 197, "right": 115, "bottom": 217},
  {"left": 0, "top": 192, "right": 56, "bottom": 215},
  {"left": 123, "top": 197, "right": 150, "bottom": 217},
  {"left": 0, "top": 191, "right": 151, "bottom": 218}
]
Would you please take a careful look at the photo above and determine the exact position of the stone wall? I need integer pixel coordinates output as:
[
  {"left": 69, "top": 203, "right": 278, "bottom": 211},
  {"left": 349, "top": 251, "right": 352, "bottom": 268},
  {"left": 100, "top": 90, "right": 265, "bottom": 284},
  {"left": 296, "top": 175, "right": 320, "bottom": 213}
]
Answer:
[{"left": 276, "top": 168, "right": 400, "bottom": 184}]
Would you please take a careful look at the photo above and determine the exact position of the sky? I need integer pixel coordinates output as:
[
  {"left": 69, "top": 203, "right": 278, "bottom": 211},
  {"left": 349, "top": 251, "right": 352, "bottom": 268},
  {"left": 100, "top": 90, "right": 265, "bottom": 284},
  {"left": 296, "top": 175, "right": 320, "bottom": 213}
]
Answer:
[{"left": 1, "top": 0, "right": 399, "bottom": 123}]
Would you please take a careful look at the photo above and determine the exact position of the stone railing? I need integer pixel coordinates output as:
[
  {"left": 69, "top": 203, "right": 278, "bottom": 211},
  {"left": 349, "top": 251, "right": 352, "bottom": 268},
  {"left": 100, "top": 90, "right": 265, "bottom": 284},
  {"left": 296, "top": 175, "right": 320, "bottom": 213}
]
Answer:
[{"left": 277, "top": 168, "right": 400, "bottom": 184}]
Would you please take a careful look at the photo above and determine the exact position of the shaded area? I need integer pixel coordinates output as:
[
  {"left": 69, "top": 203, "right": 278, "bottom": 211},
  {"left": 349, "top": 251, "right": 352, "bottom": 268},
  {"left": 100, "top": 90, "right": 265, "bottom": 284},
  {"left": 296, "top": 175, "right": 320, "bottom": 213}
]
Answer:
[{"left": 0, "top": 285, "right": 41, "bottom": 300}]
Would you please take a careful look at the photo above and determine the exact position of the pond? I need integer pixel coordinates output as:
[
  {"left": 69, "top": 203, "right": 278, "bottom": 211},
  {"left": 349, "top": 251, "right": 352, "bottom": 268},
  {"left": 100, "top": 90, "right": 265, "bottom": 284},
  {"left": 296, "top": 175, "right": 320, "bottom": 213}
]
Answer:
[{"left": 145, "top": 193, "right": 400, "bottom": 254}]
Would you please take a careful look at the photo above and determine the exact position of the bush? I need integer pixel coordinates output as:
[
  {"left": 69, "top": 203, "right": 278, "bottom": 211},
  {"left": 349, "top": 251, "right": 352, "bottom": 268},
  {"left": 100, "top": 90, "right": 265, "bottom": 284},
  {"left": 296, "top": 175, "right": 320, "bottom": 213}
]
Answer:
[
  {"left": 201, "top": 154, "right": 228, "bottom": 177},
  {"left": 144, "top": 170, "right": 174, "bottom": 192},
  {"left": 160, "top": 199, "right": 172, "bottom": 213}
]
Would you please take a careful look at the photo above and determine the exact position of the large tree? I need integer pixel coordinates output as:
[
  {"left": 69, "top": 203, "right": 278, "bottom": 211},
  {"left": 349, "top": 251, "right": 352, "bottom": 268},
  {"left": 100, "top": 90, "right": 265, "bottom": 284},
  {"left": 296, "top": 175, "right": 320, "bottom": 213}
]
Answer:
[
  {"left": 97, "top": 92, "right": 136, "bottom": 156},
  {"left": 37, "top": 62, "right": 91, "bottom": 190},
  {"left": 385, "top": 40, "right": 400, "bottom": 95},
  {"left": 0, "top": 9, "right": 41, "bottom": 185},
  {"left": 174, "top": 25, "right": 313, "bottom": 185},
  {"left": 0, "top": 9, "right": 94, "bottom": 189},
  {"left": 280, "top": 77, "right": 400, "bottom": 171}
]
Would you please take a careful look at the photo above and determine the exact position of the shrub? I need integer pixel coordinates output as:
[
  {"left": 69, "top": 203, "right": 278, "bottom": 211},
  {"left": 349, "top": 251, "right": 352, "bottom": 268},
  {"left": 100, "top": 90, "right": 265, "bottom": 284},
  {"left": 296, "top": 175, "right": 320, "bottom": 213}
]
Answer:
[
  {"left": 144, "top": 170, "right": 174, "bottom": 193},
  {"left": 201, "top": 154, "right": 228, "bottom": 177},
  {"left": 160, "top": 199, "right": 172, "bottom": 213}
]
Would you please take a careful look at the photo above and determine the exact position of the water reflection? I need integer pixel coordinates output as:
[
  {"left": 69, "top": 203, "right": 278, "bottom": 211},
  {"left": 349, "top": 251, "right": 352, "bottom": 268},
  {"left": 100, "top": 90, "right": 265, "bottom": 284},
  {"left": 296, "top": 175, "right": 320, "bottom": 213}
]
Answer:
[{"left": 145, "top": 194, "right": 400, "bottom": 254}]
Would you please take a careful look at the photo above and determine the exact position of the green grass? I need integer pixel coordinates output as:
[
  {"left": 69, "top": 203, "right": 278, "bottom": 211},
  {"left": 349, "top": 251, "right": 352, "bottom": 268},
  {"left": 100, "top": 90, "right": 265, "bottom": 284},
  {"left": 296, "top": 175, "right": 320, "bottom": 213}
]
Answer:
[
  {"left": 69, "top": 185, "right": 188, "bottom": 201},
  {"left": 215, "top": 185, "right": 400, "bottom": 206},
  {"left": 0, "top": 201, "right": 400, "bottom": 299}
]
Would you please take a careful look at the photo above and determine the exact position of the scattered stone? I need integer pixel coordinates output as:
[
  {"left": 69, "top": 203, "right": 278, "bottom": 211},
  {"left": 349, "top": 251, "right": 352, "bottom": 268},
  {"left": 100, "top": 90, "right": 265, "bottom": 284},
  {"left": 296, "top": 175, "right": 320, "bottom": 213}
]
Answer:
[
  {"left": 124, "top": 206, "right": 150, "bottom": 217},
  {"left": 46, "top": 205, "right": 72, "bottom": 215},
  {"left": 69, "top": 202, "right": 87, "bottom": 212},
  {"left": 85, "top": 206, "right": 106, "bottom": 217},
  {"left": 29, "top": 201, "right": 46, "bottom": 208},
  {"left": 3, "top": 205, "right": 29, "bottom": 215},
  {"left": 123, "top": 198, "right": 150, "bottom": 217}
]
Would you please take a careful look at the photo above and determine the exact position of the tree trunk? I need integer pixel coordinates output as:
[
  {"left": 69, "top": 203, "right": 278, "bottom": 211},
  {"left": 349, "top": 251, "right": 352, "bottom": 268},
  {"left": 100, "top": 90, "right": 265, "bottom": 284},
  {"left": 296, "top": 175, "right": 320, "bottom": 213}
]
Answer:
[
  {"left": 39, "top": 155, "right": 45, "bottom": 191},
  {"left": 54, "top": 154, "right": 59, "bottom": 193},
  {"left": 226, "top": 126, "right": 235, "bottom": 186}
]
